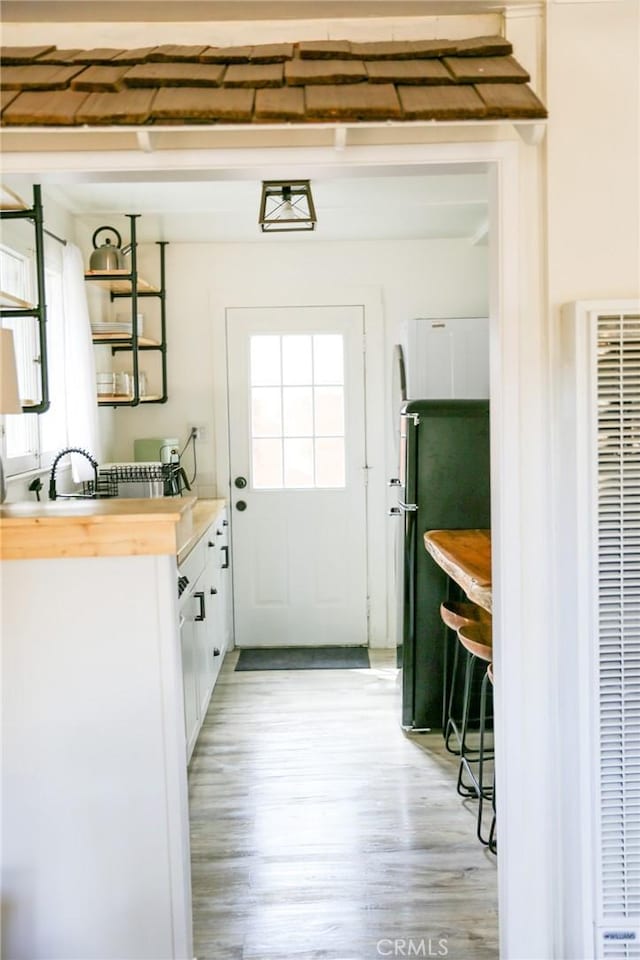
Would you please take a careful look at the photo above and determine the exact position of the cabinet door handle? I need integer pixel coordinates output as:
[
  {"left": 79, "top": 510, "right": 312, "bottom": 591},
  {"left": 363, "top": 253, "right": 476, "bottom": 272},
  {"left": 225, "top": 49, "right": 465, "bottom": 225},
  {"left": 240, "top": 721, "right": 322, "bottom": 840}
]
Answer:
[
  {"left": 208, "top": 540, "right": 215, "bottom": 548},
  {"left": 213, "top": 647, "right": 221, "bottom": 657},
  {"left": 210, "top": 587, "right": 218, "bottom": 595},
  {"left": 194, "top": 590, "right": 206, "bottom": 621},
  {"left": 221, "top": 546, "right": 229, "bottom": 569}
]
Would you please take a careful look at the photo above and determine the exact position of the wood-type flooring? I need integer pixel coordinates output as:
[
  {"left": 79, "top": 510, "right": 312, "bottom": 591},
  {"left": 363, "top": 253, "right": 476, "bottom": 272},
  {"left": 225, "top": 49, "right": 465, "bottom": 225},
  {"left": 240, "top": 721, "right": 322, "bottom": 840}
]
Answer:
[{"left": 189, "top": 650, "right": 498, "bottom": 960}]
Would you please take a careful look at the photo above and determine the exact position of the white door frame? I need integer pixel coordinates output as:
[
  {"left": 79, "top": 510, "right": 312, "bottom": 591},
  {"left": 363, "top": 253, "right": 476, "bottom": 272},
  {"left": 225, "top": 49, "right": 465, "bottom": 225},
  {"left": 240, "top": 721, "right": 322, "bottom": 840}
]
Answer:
[
  {"left": 8, "top": 137, "right": 556, "bottom": 959},
  {"left": 213, "top": 288, "right": 386, "bottom": 649}
]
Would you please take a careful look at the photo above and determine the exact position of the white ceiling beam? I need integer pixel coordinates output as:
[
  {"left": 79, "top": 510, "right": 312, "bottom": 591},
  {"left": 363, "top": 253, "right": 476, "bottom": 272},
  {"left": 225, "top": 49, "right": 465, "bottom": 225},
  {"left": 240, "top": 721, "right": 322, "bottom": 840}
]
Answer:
[
  {"left": 514, "top": 122, "right": 546, "bottom": 146},
  {"left": 136, "top": 130, "right": 155, "bottom": 153},
  {"left": 334, "top": 127, "right": 348, "bottom": 152}
]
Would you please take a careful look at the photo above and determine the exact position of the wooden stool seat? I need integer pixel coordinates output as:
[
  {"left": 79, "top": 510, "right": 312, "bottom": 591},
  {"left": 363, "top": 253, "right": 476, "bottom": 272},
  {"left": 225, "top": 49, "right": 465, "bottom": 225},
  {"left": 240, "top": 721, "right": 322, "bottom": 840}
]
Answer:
[
  {"left": 457, "top": 621, "right": 493, "bottom": 663},
  {"left": 440, "top": 599, "right": 490, "bottom": 633}
]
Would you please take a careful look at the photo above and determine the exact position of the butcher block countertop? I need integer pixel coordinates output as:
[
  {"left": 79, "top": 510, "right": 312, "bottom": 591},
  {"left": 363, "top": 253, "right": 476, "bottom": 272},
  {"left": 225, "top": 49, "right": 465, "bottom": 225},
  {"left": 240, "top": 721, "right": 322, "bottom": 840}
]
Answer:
[
  {"left": 0, "top": 496, "right": 226, "bottom": 561},
  {"left": 177, "top": 498, "right": 226, "bottom": 565},
  {"left": 423, "top": 528, "right": 492, "bottom": 613}
]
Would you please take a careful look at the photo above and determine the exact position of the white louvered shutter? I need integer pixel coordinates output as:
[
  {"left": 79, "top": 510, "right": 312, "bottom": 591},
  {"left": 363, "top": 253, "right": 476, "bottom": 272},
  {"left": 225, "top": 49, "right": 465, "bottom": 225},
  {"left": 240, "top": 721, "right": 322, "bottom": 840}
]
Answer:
[{"left": 595, "top": 308, "right": 640, "bottom": 958}]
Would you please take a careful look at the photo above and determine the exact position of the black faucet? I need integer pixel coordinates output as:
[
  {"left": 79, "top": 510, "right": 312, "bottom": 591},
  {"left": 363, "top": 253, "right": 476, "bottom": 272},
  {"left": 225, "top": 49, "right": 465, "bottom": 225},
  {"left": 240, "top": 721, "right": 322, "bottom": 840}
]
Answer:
[{"left": 49, "top": 447, "right": 99, "bottom": 501}]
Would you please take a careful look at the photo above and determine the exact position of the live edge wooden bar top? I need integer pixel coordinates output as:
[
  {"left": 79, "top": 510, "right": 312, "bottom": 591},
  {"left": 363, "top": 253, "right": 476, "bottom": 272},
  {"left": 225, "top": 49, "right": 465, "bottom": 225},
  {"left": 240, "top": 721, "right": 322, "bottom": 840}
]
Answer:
[
  {"left": 423, "top": 529, "right": 492, "bottom": 613},
  {"left": 0, "top": 496, "right": 226, "bottom": 561}
]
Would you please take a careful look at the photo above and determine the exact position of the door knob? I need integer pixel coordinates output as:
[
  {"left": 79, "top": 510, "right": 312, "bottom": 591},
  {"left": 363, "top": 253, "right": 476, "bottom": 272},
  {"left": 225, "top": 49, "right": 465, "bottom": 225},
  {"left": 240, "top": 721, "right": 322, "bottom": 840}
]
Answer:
[
  {"left": 234, "top": 476, "right": 247, "bottom": 489},
  {"left": 236, "top": 500, "right": 247, "bottom": 512}
]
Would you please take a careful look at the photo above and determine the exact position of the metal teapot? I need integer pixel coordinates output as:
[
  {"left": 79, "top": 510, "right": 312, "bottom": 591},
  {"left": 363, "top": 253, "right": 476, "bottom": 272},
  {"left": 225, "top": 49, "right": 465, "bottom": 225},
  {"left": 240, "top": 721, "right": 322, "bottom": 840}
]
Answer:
[{"left": 89, "top": 226, "right": 132, "bottom": 271}]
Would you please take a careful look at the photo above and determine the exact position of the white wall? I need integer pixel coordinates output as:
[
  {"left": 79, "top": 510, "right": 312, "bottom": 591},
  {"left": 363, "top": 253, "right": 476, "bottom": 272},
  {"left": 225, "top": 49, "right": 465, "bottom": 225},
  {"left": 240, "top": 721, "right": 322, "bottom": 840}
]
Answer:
[
  {"left": 545, "top": 3, "right": 640, "bottom": 959},
  {"left": 546, "top": 2, "right": 639, "bottom": 305},
  {"left": 97, "top": 237, "right": 488, "bottom": 490}
]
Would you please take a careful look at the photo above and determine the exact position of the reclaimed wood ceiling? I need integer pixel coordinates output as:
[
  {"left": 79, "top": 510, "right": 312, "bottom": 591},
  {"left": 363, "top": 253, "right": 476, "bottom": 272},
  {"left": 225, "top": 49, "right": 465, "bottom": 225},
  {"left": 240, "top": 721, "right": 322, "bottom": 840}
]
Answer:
[{"left": 0, "top": 36, "right": 547, "bottom": 126}]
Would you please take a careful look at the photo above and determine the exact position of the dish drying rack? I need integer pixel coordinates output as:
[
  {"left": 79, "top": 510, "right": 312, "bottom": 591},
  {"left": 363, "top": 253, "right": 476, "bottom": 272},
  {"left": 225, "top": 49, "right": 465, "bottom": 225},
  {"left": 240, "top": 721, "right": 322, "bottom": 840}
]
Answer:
[{"left": 83, "top": 462, "right": 184, "bottom": 498}]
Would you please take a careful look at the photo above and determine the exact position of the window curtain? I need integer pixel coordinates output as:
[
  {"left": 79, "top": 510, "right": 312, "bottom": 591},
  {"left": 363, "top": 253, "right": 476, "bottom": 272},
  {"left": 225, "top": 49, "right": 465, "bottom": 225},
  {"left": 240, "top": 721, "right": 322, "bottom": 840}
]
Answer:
[{"left": 62, "top": 243, "right": 100, "bottom": 482}]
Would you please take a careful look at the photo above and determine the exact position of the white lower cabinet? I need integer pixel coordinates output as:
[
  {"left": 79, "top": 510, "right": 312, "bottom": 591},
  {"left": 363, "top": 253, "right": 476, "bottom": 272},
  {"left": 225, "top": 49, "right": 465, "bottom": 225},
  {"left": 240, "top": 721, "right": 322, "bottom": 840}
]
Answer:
[
  {"left": 179, "top": 508, "right": 232, "bottom": 760},
  {"left": 180, "top": 610, "right": 199, "bottom": 759}
]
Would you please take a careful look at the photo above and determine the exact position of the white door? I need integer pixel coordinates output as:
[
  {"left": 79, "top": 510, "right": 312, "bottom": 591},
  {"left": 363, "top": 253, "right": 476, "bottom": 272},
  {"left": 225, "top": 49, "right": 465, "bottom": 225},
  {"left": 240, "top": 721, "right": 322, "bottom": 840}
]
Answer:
[{"left": 227, "top": 306, "right": 368, "bottom": 648}]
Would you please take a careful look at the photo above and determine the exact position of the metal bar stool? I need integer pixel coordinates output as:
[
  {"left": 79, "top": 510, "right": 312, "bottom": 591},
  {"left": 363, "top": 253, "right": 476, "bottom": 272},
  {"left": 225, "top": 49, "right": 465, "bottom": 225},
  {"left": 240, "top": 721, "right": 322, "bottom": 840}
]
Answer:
[
  {"left": 455, "top": 621, "right": 494, "bottom": 809},
  {"left": 478, "top": 661, "right": 497, "bottom": 853},
  {"left": 439, "top": 599, "right": 491, "bottom": 756}
]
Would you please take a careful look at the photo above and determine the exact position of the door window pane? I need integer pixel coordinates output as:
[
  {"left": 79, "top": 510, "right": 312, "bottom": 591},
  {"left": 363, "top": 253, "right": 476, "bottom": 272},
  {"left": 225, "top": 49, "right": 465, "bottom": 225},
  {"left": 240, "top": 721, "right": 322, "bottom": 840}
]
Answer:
[
  {"left": 249, "top": 332, "right": 346, "bottom": 489},
  {"left": 284, "top": 438, "right": 314, "bottom": 488},
  {"left": 283, "top": 386, "right": 313, "bottom": 437},
  {"left": 282, "top": 335, "right": 312, "bottom": 386},
  {"left": 252, "top": 387, "right": 282, "bottom": 437},
  {"left": 315, "top": 438, "right": 345, "bottom": 488},
  {"left": 314, "top": 386, "right": 344, "bottom": 436},
  {"left": 313, "top": 334, "right": 343, "bottom": 385},
  {"left": 251, "top": 335, "right": 281, "bottom": 386},
  {"left": 252, "top": 439, "right": 283, "bottom": 489}
]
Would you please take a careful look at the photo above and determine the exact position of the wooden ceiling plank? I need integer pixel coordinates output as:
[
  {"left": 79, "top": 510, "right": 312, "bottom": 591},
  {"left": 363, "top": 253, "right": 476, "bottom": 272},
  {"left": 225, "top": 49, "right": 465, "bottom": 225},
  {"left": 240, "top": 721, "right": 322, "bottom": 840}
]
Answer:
[
  {"left": 71, "top": 65, "right": 130, "bottom": 93},
  {"left": 34, "top": 49, "right": 83, "bottom": 64},
  {"left": 249, "top": 43, "right": 294, "bottom": 63},
  {"left": 398, "top": 84, "right": 487, "bottom": 119},
  {"left": 199, "top": 45, "right": 252, "bottom": 63},
  {"left": 1, "top": 88, "right": 90, "bottom": 125},
  {"left": 350, "top": 39, "right": 458, "bottom": 60},
  {"left": 443, "top": 55, "right": 530, "bottom": 84},
  {"left": 0, "top": 45, "right": 56, "bottom": 63},
  {"left": 150, "top": 86, "right": 254, "bottom": 122},
  {"left": 366, "top": 59, "right": 453, "bottom": 84},
  {"left": 0, "top": 89, "right": 20, "bottom": 113},
  {"left": 109, "top": 47, "right": 159, "bottom": 64},
  {"left": 285, "top": 59, "right": 367, "bottom": 85},
  {"left": 0, "top": 64, "right": 85, "bottom": 90},
  {"left": 476, "top": 82, "right": 547, "bottom": 118},
  {"left": 254, "top": 86, "right": 306, "bottom": 121},
  {"left": 298, "top": 40, "right": 353, "bottom": 60},
  {"left": 75, "top": 88, "right": 156, "bottom": 124},
  {"left": 455, "top": 35, "right": 513, "bottom": 57},
  {"left": 146, "top": 44, "right": 208, "bottom": 62},
  {"left": 70, "top": 48, "right": 125, "bottom": 63},
  {"left": 124, "top": 63, "right": 225, "bottom": 87},
  {"left": 305, "top": 82, "right": 401, "bottom": 120},
  {"left": 223, "top": 63, "right": 284, "bottom": 88}
]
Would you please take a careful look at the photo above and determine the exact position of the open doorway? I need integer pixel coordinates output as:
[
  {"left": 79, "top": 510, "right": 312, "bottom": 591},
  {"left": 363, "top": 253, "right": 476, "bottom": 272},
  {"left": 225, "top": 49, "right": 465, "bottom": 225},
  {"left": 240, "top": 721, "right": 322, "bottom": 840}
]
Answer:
[{"left": 6, "top": 138, "right": 528, "bottom": 958}]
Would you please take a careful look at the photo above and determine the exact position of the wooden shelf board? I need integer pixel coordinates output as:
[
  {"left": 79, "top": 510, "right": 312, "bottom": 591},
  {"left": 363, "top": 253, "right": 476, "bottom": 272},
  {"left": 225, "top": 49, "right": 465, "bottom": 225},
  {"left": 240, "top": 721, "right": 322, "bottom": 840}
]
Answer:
[
  {"left": 1, "top": 289, "right": 35, "bottom": 309},
  {"left": 97, "top": 394, "right": 162, "bottom": 405},
  {"left": 92, "top": 333, "right": 160, "bottom": 347},
  {"left": 85, "top": 270, "right": 157, "bottom": 294},
  {"left": 0, "top": 184, "right": 28, "bottom": 212},
  {"left": 97, "top": 395, "right": 133, "bottom": 404}
]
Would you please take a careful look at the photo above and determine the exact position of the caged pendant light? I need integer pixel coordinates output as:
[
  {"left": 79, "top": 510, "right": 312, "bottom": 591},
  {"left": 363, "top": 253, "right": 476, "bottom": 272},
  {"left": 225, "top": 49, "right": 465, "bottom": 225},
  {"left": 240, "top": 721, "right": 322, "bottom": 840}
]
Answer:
[{"left": 259, "top": 180, "right": 317, "bottom": 233}]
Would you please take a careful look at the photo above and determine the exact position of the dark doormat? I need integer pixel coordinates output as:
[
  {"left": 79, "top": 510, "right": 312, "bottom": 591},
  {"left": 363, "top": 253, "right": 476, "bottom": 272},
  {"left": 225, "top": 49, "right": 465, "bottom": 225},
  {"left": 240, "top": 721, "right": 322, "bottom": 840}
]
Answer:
[{"left": 235, "top": 646, "right": 370, "bottom": 671}]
